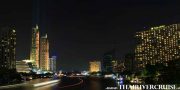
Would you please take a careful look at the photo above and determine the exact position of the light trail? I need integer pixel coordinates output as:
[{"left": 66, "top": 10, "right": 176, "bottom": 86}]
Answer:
[
  {"left": 33, "top": 80, "right": 60, "bottom": 87},
  {"left": 59, "top": 78, "right": 84, "bottom": 89},
  {"left": 0, "top": 83, "right": 26, "bottom": 89}
]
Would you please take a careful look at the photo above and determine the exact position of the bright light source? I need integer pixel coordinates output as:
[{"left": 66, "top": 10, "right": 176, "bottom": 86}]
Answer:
[{"left": 33, "top": 80, "right": 59, "bottom": 87}]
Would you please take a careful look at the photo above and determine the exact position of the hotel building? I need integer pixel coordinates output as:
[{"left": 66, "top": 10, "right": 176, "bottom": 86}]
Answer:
[{"left": 135, "top": 24, "right": 180, "bottom": 69}]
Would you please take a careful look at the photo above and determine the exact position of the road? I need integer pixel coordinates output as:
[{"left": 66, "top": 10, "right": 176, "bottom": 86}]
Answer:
[{"left": 1, "top": 77, "right": 117, "bottom": 90}]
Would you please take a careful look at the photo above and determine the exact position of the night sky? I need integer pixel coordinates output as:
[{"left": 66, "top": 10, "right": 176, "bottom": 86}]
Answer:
[{"left": 0, "top": 0, "right": 180, "bottom": 71}]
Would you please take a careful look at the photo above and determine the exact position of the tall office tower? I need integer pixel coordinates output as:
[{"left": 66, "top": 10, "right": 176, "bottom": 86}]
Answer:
[
  {"left": 89, "top": 61, "right": 101, "bottom": 72},
  {"left": 103, "top": 50, "right": 116, "bottom": 72},
  {"left": 135, "top": 24, "right": 180, "bottom": 70},
  {"left": 49, "top": 56, "right": 57, "bottom": 72},
  {"left": 30, "top": 25, "right": 40, "bottom": 68},
  {"left": 40, "top": 34, "right": 49, "bottom": 71},
  {"left": 0, "top": 27, "right": 16, "bottom": 69}
]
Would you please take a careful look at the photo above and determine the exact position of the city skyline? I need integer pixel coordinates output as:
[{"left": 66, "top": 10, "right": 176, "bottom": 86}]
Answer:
[
  {"left": 0, "top": 0, "right": 180, "bottom": 89},
  {"left": 0, "top": 0, "right": 180, "bottom": 71}
]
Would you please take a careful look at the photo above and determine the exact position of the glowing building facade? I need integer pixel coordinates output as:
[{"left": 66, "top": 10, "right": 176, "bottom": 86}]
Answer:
[
  {"left": 89, "top": 61, "right": 101, "bottom": 72},
  {"left": 40, "top": 34, "right": 49, "bottom": 71},
  {"left": 30, "top": 25, "right": 40, "bottom": 68},
  {"left": 16, "top": 60, "right": 31, "bottom": 73},
  {"left": 135, "top": 24, "right": 180, "bottom": 69},
  {"left": 49, "top": 56, "right": 57, "bottom": 72},
  {"left": 0, "top": 27, "right": 16, "bottom": 69}
]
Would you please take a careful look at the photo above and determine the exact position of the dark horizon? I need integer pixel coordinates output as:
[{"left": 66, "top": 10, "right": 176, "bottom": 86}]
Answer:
[{"left": 0, "top": 0, "right": 180, "bottom": 71}]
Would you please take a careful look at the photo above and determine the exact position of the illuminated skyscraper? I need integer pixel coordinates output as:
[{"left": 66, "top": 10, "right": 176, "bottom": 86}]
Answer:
[
  {"left": 40, "top": 34, "right": 49, "bottom": 71},
  {"left": 30, "top": 25, "right": 40, "bottom": 68},
  {"left": 89, "top": 61, "right": 101, "bottom": 72},
  {"left": 0, "top": 27, "right": 16, "bottom": 69},
  {"left": 135, "top": 24, "right": 180, "bottom": 69},
  {"left": 49, "top": 56, "right": 57, "bottom": 72}
]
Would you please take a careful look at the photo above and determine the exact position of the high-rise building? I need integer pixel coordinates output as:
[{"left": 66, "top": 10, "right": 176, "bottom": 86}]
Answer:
[
  {"left": 102, "top": 50, "right": 116, "bottom": 72},
  {"left": 89, "top": 61, "right": 101, "bottom": 72},
  {"left": 49, "top": 56, "right": 57, "bottom": 72},
  {"left": 0, "top": 27, "right": 16, "bottom": 69},
  {"left": 135, "top": 24, "right": 180, "bottom": 70},
  {"left": 16, "top": 60, "right": 31, "bottom": 73},
  {"left": 40, "top": 34, "right": 49, "bottom": 71},
  {"left": 30, "top": 25, "right": 40, "bottom": 68}
]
